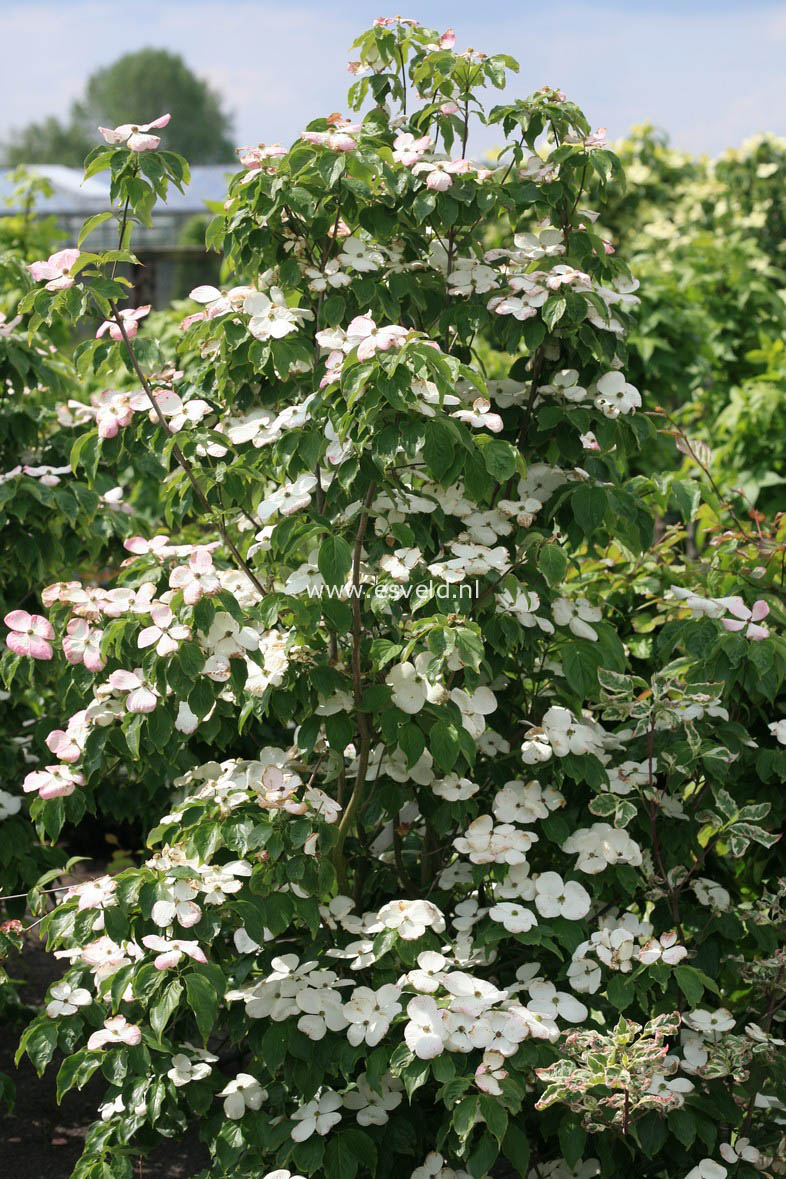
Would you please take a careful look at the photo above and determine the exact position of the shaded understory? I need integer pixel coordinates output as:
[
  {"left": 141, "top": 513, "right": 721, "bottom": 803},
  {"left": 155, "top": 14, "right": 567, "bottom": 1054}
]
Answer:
[{"left": 1, "top": 937, "right": 210, "bottom": 1179}]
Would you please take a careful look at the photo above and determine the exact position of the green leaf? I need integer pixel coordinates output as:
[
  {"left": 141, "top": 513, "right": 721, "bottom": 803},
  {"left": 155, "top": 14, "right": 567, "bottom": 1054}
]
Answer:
[
  {"left": 17, "top": 1020, "right": 58, "bottom": 1072},
  {"left": 399, "top": 721, "right": 426, "bottom": 768},
  {"left": 56, "top": 1050, "right": 102, "bottom": 1102},
  {"left": 636, "top": 1111, "right": 667, "bottom": 1157},
  {"left": 674, "top": 964, "right": 709, "bottom": 1005},
  {"left": 542, "top": 295, "right": 567, "bottom": 331},
  {"left": 468, "top": 1131, "right": 499, "bottom": 1179},
  {"left": 147, "top": 706, "right": 173, "bottom": 751},
  {"left": 572, "top": 485, "right": 607, "bottom": 534},
  {"left": 606, "top": 974, "right": 634, "bottom": 1010},
  {"left": 122, "top": 712, "right": 144, "bottom": 760},
  {"left": 401, "top": 1055, "right": 430, "bottom": 1098},
  {"left": 424, "top": 420, "right": 461, "bottom": 482},
  {"left": 294, "top": 1137, "right": 326, "bottom": 1174},
  {"left": 452, "top": 1095, "right": 479, "bottom": 1139},
  {"left": 370, "top": 638, "right": 402, "bottom": 669},
  {"left": 479, "top": 1095, "right": 508, "bottom": 1144},
  {"left": 413, "top": 190, "right": 437, "bottom": 223},
  {"left": 482, "top": 439, "right": 518, "bottom": 481},
  {"left": 562, "top": 643, "right": 602, "bottom": 699},
  {"left": 78, "top": 211, "right": 114, "bottom": 246},
  {"left": 261, "top": 1022, "right": 288, "bottom": 1073},
  {"left": 319, "top": 535, "right": 352, "bottom": 587},
  {"left": 340, "top": 1129, "right": 377, "bottom": 1174},
  {"left": 150, "top": 978, "right": 183, "bottom": 1040},
  {"left": 454, "top": 627, "right": 484, "bottom": 672},
  {"left": 668, "top": 1108, "right": 696, "bottom": 1149},
  {"left": 185, "top": 974, "right": 219, "bottom": 1041},
  {"left": 324, "top": 1132, "right": 360, "bottom": 1179},
  {"left": 558, "top": 1113, "right": 586, "bottom": 1167},
  {"left": 501, "top": 1122, "right": 530, "bottom": 1177},
  {"left": 188, "top": 678, "right": 215, "bottom": 719},
  {"left": 177, "top": 641, "right": 205, "bottom": 679},
  {"left": 70, "top": 429, "right": 100, "bottom": 482},
  {"left": 321, "top": 293, "right": 347, "bottom": 326},
  {"left": 538, "top": 543, "right": 568, "bottom": 586},
  {"left": 325, "top": 711, "right": 354, "bottom": 752},
  {"left": 430, "top": 720, "right": 461, "bottom": 772}
]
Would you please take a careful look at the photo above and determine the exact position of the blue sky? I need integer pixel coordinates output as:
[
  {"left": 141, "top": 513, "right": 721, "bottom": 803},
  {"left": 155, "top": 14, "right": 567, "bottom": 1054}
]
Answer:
[{"left": 2, "top": 0, "right": 785, "bottom": 158}]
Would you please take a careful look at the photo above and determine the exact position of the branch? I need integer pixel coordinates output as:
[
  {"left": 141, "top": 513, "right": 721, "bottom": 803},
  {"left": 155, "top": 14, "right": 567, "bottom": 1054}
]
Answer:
[{"left": 332, "top": 481, "right": 377, "bottom": 888}]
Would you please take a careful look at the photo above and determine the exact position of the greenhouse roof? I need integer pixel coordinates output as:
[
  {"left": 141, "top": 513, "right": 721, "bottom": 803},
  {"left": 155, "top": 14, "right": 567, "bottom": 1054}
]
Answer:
[{"left": 0, "top": 164, "right": 233, "bottom": 216}]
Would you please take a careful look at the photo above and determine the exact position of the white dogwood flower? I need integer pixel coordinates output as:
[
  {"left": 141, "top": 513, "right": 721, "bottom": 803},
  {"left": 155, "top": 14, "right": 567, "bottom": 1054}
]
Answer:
[
  {"left": 46, "top": 981, "right": 92, "bottom": 1017},
  {"left": 343, "top": 984, "right": 402, "bottom": 1046},
  {"left": 290, "top": 1089, "right": 342, "bottom": 1140},
  {"left": 342, "top": 1073, "right": 403, "bottom": 1126},
  {"left": 404, "top": 996, "right": 447, "bottom": 1059},
  {"left": 218, "top": 1073, "right": 267, "bottom": 1120},
  {"left": 488, "top": 901, "right": 538, "bottom": 933},
  {"left": 387, "top": 661, "right": 427, "bottom": 714},
  {"left": 534, "top": 871, "right": 591, "bottom": 920}
]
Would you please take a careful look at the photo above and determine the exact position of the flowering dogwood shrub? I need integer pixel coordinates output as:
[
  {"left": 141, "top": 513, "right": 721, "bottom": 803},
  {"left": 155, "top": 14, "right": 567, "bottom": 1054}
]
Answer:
[{"left": 7, "top": 16, "right": 786, "bottom": 1179}]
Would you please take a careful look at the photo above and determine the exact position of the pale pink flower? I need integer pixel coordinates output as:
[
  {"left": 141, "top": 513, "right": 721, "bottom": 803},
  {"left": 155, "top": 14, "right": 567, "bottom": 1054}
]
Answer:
[
  {"left": 141, "top": 934, "right": 207, "bottom": 970},
  {"left": 42, "top": 581, "right": 85, "bottom": 608},
  {"left": 302, "top": 116, "right": 362, "bottom": 153},
  {"left": 21, "top": 463, "right": 71, "bottom": 486},
  {"left": 544, "top": 264, "right": 591, "bottom": 290},
  {"left": 719, "top": 597, "right": 769, "bottom": 641},
  {"left": 46, "top": 713, "right": 89, "bottom": 763},
  {"left": 184, "top": 283, "right": 255, "bottom": 325},
  {"left": 413, "top": 161, "right": 453, "bottom": 191},
  {"left": 345, "top": 315, "right": 408, "bottom": 360},
  {"left": 93, "top": 390, "right": 138, "bottom": 438},
  {"left": 413, "top": 158, "right": 472, "bottom": 190},
  {"left": 4, "top": 610, "right": 55, "bottom": 659},
  {"left": 137, "top": 604, "right": 190, "bottom": 656},
  {"left": 236, "top": 144, "right": 286, "bottom": 182},
  {"left": 108, "top": 669, "right": 159, "bottom": 714},
  {"left": 101, "top": 585, "right": 153, "bottom": 618},
  {"left": 98, "top": 113, "right": 170, "bottom": 151},
  {"left": 237, "top": 143, "right": 286, "bottom": 167},
  {"left": 392, "top": 132, "right": 432, "bottom": 166},
  {"left": 152, "top": 391, "right": 212, "bottom": 432},
  {"left": 23, "top": 764, "right": 84, "bottom": 800},
  {"left": 720, "top": 1138, "right": 761, "bottom": 1166},
  {"left": 96, "top": 306, "right": 151, "bottom": 342},
  {"left": 452, "top": 397, "right": 504, "bottom": 432},
  {"left": 639, "top": 931, "right": 688, "bottom": 966},
  {"left": 475, "top": 1051, "right": 508, "bottom": 1095},
  {"left": 169, "top": 549, "right": 221, "bottom": 604},
  {"left": 28, "top": 248, "right": 81, "bottom": 291},
  {"left": 63, "top": 618, "right": 105, "bottom": 672},
  {"left": 440, "top": 28, "right": 456, "bottom": 49},
  {"left": 0, "top": 311, "right": 22, "bottom": 334},
  {"left": 87, "top": 1015, "right": 142, "bottom": 1050},
  {"left": 151, "top": 880, "right": 202, "bottom": 928},
  {"left": 124, "top": 535, "right": 174, "bottom": 557},
  {"left": 440, "top": 101, "right": 460, "bottom": 115},
  {"left": 66, "top": 875, "right": 117, "bottom": 910}
]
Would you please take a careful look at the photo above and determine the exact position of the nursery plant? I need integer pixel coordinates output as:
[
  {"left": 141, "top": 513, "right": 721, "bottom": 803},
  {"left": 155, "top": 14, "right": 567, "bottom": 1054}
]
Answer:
[{"left": 5, "top": 16, "right": 786, "bottom": 1179}]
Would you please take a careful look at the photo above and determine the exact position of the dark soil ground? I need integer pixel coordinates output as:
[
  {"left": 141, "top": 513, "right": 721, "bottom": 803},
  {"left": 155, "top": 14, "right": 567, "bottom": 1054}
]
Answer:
[{"left": 0, "top": 928, "right": 210, "bottom": 1179}]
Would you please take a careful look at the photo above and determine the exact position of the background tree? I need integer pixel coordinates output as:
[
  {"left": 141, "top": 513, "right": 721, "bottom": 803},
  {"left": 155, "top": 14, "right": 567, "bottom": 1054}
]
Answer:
[{"left": 2, "top": 49, "right": 235, "bottom": 166}]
